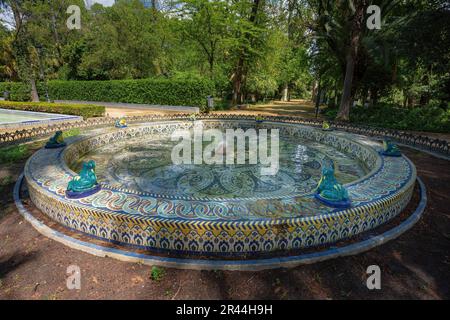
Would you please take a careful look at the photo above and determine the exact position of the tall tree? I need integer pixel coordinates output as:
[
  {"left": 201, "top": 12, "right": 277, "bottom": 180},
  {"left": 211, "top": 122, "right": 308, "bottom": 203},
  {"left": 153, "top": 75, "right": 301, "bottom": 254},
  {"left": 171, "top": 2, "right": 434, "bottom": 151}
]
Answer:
[
  {"left": 336, "top": 0, "right": 367, "bottom": 121},
  {"left": 4, "top": 0, "right": 40, "bottom": 101},
  {"left": 180, "top": 0, "right": 229, "bottom": 77},
  {"left": 230, "top": 0, "right": 266, "bottom": 106}
]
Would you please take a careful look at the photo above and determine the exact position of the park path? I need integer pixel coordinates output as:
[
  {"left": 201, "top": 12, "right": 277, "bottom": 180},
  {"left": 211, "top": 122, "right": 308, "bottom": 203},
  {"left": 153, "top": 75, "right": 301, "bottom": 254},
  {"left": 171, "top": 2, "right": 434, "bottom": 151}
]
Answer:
[
  {"left": 213, "top": 99, "right": 324, "bottom": 119},
  {"left": 102, "top": 99, "right": 322, "bottom": 118}
]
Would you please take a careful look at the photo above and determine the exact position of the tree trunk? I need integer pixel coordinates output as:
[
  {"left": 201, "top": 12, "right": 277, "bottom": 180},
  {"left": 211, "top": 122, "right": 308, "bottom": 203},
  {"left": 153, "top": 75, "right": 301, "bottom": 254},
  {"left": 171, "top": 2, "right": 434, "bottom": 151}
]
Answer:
[
  {"left": 419, "top": 94, "right": 430, "bottom": 106},
  {"left": 362, "top": 90, "right": 368, "bottom": 107},
  {"left": 50, "top": 5, "right": 63, "bottom": 66},
  {"left": 372, "top": 89, "right": 379, "bottom": 106},
  {"left": 315, "top": 82, "right": 321, "bottom": 118},
  {"left": 281, "top": 83, "right": 289, "bottom": 101},
  {"left": 231, "top": 0, "right": 261, "bottom": 107},
  {"left": 208, "top": 54, "right": 214, "bottom": 78},
  {"left": 337, "top": 51, "right": 356, "bottom": 120},
  {"left": 336, "top": 1, "right": 366, "bottom": 121},
  {"left": 151, "top": 0, "right": 158, "bottom": 19},
  {"left": 10, "top": 1, "right": 23, "bottom": 35},
  {"left": 311, "top": 80, "right": 318, "bottom": 102},
  {"left": 30, "top": 78, "right": 40, "bottom": 102},
  {"left": 407, "top": 96, "right": 414, "bottom": 108},
  {"left": 231, "top": 56, "right": 244, "bottom": 106}
]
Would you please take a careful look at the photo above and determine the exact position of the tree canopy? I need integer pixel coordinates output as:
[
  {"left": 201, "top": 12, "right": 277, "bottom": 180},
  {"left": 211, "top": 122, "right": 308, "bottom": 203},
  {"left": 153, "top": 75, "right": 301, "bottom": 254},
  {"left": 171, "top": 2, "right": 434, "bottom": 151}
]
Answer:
[{"left": 0, "top": 0, "right": 448, "bottom": 114}]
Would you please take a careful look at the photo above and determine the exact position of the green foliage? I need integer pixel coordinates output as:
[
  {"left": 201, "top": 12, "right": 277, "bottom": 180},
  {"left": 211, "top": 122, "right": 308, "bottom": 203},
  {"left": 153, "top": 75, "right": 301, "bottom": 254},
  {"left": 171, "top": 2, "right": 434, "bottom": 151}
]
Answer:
[
  {"left": 75, "top": 0, "right": 164, "bottom": 80},
  {"left": 0, "top": 82, "right": 31, "bottom": 101},
  {"left": 325, "top": 104, "right": 450, "bottom": 133},
  {"left": 63, "top": 128, "right": 81, "bottom": 139},
  {"left": 0, "top": 78, "right": 214, "bottom": 109},
  {"left": 0, "top": 0, "right": 448, "bottom": 121},
  {"left": 0, "top": 100, "right": 105, "bottom": 119},
  {"left": 45, "top": 79, "right": 213, "bottom": 108},
  {"left": 0, "top": 82, "right": 7, "bottom": 95},
  {"left": 0, "top": 176, "right": 14, "bottom": 193},
  {"left": 9, "top": 82, "right": 32, "bottom": 101},
  {"left": 150, "top": 266, "right": 165, "bottom": 281},
  {"left": 180, "top": 0, "right": 230, "bottom": 77},
  {"left": 0, "top": 144, "right": 30, "bottom": 164}
]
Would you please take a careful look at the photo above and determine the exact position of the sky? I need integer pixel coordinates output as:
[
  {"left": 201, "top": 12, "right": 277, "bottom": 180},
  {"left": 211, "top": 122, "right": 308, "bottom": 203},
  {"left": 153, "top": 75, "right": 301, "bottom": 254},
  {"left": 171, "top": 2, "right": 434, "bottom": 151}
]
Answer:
[{"left": 92, "top": 0, "right": 115, "bottom": 6}]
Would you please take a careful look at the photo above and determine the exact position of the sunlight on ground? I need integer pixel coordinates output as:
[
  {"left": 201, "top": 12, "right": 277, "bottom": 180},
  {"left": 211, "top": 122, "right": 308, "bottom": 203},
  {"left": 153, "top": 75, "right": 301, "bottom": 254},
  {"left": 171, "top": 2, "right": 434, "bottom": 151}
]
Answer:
[
  {"left": 214, "top": 99, "right": 324, "bottom": 119},
  {"left": 103, "top": 99, "right": 324, "bottom": 119}
]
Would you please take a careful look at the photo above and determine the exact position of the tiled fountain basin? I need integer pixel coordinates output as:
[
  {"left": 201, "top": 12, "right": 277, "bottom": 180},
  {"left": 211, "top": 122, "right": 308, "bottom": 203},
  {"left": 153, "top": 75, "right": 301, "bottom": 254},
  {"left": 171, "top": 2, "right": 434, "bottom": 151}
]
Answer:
[{"left": 24, "top": 118, "right": 416, "bottom": 257}]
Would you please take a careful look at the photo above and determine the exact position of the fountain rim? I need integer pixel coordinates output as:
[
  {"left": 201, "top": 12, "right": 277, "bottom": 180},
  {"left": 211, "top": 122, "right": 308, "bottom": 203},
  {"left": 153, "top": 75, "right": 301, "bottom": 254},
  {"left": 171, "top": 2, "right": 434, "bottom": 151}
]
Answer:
[{"left": 23, "top": 117, "right": 416, "bottom": 227}]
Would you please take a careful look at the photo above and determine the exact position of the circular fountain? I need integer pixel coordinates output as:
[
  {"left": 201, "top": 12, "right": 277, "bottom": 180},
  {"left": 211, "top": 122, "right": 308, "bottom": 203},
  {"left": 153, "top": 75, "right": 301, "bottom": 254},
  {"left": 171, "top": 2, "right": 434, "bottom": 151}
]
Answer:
[{"left": 24, "top": 117, "right": 417, "bottom": 262}]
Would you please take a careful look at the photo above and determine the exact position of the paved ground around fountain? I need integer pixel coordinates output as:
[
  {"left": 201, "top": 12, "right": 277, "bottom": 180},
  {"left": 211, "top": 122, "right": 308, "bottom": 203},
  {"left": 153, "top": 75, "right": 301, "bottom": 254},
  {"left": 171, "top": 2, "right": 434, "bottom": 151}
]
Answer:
[{"left": 0, "top": 140, "right": 448, "bottom": 299}]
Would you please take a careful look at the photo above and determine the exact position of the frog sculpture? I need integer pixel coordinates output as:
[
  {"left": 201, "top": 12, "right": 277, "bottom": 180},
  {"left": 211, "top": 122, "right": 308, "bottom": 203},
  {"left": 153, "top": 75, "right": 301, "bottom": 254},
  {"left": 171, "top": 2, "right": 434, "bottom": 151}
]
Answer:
[
  {"left": 115, "top": 118, "right": 128, "bottom": 128},
  {"left": 380, "top": 139, "right": 401, "bottom": 157},
  {"left": 45, "top": 131, "right": 66, "bottom": 149},
  {"left": 315, "top": 160, "right": 351, "bottom": 208},
  {"left": 66, "top": 160, "right": 101, "bottom": 199},
  {"left": 322, "top": 121, "right": 332, "bottom": 131}
]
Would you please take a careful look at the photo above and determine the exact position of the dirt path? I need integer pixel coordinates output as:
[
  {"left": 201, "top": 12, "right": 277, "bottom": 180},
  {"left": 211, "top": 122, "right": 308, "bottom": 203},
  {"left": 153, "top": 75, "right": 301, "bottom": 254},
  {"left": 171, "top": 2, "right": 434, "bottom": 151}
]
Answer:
[
  {"left": 212, "top": 99, "right": 324, "bottom": 119},
  {"left": 105, "top": 107, "right": 184, "bottom": 118},
  {"left": 0, "top": 142, "right": 449, "bottom": 299},
  {"left": 104, "top": 99, "right": 322, "bottom": 118}
]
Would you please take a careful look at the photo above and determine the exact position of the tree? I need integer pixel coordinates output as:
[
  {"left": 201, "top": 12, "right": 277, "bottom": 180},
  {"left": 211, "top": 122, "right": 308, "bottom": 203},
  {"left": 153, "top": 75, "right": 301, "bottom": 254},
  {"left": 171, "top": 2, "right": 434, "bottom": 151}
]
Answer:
[
  {"left": 179, "top": 0, "right": 229, "bottom": 77},
  {"left": 336, "top": 0, "right": 367, "bottom": 121},
  {"left": 0, "top": 0, "right": 86, "bottom": 99},
  {"left": 78, "top": 0, "right": 162, "bottom": 79},
  {"left": 229, "top": 0, "right": 268, "bottom": 106},
  {"left": 0, "top": 24, "right": 17, "bottom": 81}
]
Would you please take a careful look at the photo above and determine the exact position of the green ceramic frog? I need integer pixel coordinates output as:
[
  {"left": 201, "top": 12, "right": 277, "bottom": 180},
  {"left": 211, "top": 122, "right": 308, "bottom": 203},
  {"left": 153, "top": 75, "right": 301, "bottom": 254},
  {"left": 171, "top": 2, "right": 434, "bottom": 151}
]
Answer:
[
  {"left": 66, "top": 160, "right": 100, "bottom": 198},
  {"left": 45, "top": 131, "right": 66, "bottom": 149}
]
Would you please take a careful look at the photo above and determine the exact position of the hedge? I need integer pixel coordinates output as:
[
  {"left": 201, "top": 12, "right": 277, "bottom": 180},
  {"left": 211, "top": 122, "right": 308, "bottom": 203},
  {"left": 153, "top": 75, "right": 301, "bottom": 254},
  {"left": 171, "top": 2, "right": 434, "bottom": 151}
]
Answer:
[
  {"left": 0, "top": 78, "right": 214, "bottom": 109},
  {"left": 325, "top": 104, "right": 450, "bottom": 133},
  {"left": 0, "top": 82, "right": 31, "bottom": 101},
  {"left": 0, "top": 101, "right": 105, "bottom": 119}
]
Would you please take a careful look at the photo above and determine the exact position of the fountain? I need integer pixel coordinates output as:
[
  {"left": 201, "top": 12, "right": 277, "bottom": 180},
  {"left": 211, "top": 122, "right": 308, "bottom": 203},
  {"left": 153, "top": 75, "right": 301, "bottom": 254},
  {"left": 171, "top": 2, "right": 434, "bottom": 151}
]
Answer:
[{"left": 24, "top": 116, "right": 416, "bottom": 261}]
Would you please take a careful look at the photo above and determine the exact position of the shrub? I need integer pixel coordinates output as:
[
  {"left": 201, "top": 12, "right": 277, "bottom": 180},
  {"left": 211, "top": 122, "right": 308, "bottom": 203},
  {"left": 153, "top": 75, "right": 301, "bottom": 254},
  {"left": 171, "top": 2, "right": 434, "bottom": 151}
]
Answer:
[
  {"left": 0, "top": 144, "right": 30, "bottom": 164},
  {"left": 0, "top": 78, "right": 214, "bottom": 110},
  {"left": 324, "top": 103, "right": 450, "bottom": 133},
  {"left": 0, "top": 176, "right": 14, "bottom": 193},
  {"left": 0, "top": 82, "right": 31, "bottom": 101},
  {"left": 0, "top": 101, "right": 105, "bottom": 119},
  {"left": 150, "top": 266, "right": 165, "bottom": 281},
  {"left": 47, "top": 78, "right": 213, "bottom": 109},
  {"left": 0, "top": 82, "right": 8, "bottom": 96}
]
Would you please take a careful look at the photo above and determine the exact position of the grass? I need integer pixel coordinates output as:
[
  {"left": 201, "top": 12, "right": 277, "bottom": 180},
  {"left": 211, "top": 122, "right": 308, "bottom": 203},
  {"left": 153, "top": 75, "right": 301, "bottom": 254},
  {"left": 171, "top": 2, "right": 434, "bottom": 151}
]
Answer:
[
  {"left": 62, "top": 128, "right": 81, "bottom": 139},
  {"left": 0, "top": 144, "right": 30, "bottom": 164},
  {"left": 0, "top": 176, "right": 14, "bottom": 192},
  {"left": 150, "top": 266, "right": 165, "bottom": 281},
  {"left": 0, "top": 130, "right": 77, "bottom": 167}
]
